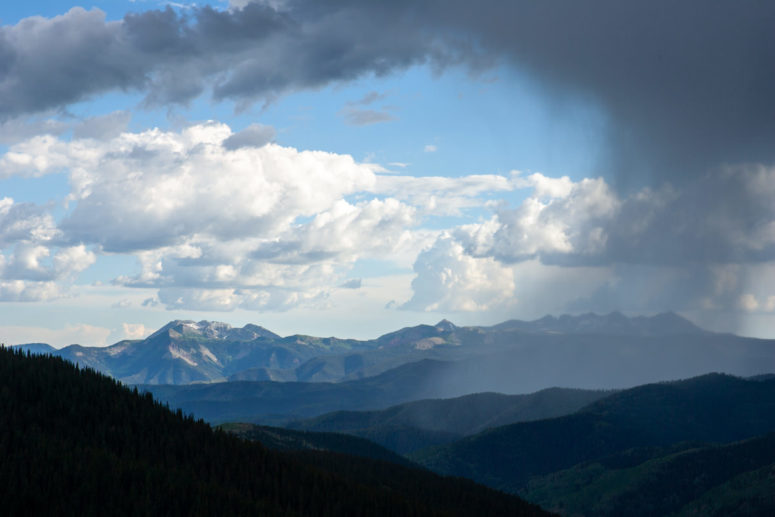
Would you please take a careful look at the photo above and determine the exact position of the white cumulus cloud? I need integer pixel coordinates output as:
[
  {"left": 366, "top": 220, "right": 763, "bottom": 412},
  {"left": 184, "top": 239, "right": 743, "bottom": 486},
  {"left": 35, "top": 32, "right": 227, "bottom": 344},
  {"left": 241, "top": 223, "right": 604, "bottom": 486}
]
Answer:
[{"left": 401, "top": 235, "right": 515, "bottom": 312}]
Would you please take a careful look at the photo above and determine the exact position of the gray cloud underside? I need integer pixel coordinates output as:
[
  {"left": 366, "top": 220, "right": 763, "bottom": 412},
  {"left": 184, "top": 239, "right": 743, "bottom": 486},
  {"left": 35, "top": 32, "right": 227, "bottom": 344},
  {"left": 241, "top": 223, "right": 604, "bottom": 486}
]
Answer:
[
  {"left": 3, "top": 1, "right": 774, "bottom": 183},
  {"left": 431, "top": 0, "right": 775, "bottom": 181},
  {"left": 0, "top": 3, "right": 450, "bottom": 119},
  {"left": 222, "top": 123, "right": 276, "bottom": 149}
]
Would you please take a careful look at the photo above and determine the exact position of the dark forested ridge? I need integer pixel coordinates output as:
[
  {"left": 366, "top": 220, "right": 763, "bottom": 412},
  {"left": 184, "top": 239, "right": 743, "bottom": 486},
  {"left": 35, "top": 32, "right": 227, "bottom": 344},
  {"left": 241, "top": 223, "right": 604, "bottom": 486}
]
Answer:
[
  {"left": 287, "top": 388, "right": 610, "bottom": 454},
  {"left": 0, "top": 347, "right": 550, "bottom": 516},
  {"left": 521, "top": 433, "right": 775, "bottom": 516},
  {"left": 220, "top": 422, "right": 416, "bottom": 467},
  {"left": 415, "top": 374, "right": 775, "bottom": 492}
]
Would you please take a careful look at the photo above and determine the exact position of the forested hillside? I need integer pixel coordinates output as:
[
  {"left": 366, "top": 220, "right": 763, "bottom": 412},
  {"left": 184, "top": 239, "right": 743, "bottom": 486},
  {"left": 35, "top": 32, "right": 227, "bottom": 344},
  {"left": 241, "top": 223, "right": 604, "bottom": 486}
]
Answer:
[
  {"left": 522, "top": 433, "right": 775, "bottom": 516},
  {"left": 288, "top": 388, "right": 609, "bottom": 454},
  {"left": 416, "top": 374, "right": 775, "bottom": 492},
  {"left": 0, "top": 347, "right": 549, "bottom": 516}
]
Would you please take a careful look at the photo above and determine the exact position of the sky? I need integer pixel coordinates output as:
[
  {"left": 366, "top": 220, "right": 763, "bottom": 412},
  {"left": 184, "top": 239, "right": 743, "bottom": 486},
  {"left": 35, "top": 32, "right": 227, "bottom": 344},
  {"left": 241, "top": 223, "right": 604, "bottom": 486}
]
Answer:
[{"left": 1, "top": 0, "right": 775, "bottom": 347}]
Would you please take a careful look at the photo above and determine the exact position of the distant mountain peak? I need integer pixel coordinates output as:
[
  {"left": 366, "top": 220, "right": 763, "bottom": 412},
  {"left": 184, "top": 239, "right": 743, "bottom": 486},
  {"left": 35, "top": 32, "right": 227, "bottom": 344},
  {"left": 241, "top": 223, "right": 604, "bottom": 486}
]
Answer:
[
  {"left": 492, "top": 311, "right": 705, "bottom": 337},
  {"left": 10, "top": 343, "right": 56, "bottom": 355},
  {"left": 435, "top": 319, "right": 457, "bottom": 331},
  {"left": 148, "top": 320, "right": 279, "bottom": 341}
]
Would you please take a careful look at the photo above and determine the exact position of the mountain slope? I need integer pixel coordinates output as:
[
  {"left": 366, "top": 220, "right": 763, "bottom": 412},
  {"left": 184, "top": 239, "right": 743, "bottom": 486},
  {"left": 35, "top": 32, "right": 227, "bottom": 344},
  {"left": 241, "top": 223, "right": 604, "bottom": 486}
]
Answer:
[
  {"left": 222, "top": 423, "right": 415, "bottom": 467},
  {"left": 521, "top": 433, "right": 775, "bottom": 516},
  {"left": 415, "top": 374, "right": 775, "bottom": 493},
  {"left": 289, "top": 388, "right": 610, "bottom": 454},
  {"left": 141, "top": 358, "right": 462, "bottom": 424},
  {"left": 0, "top": 346, "right": 550, "bottom": 516}
]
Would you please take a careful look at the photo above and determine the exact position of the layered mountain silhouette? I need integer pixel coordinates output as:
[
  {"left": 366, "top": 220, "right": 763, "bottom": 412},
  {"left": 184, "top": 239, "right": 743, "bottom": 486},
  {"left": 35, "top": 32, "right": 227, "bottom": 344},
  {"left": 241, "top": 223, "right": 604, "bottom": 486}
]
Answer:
[
  {"left": 287, "top": 388, "right": 611, "bottom": 454},
  {"left": 14, "top": 312, "right": 775, "bottom": 393},
  {"left": 414, "top": 374, "right": 775, "bottom": 493},
  {"left": 521, "top": 432, "right": 775, "bottom": 516}
]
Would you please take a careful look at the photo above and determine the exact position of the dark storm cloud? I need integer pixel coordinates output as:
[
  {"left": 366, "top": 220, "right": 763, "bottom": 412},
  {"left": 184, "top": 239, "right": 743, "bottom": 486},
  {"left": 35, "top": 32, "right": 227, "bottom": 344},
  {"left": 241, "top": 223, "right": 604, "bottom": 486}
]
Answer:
[
  {"left": 5, "top": 1, "right": 773, "bottom": 182},
  {"left": 238, "top": 0, "right": 775, "bottom": 181},
  {"left": 428, "top": 0, "right": 775, "bottom": 181},
  {"left": 469, "top": 167, "right": 775, "bottom": 269},
  {"left": 0, "top": 8, "right": 147, "bottom": 118},
  {"left": 0, "top": 2, "right": 450, "bottom": 119}
]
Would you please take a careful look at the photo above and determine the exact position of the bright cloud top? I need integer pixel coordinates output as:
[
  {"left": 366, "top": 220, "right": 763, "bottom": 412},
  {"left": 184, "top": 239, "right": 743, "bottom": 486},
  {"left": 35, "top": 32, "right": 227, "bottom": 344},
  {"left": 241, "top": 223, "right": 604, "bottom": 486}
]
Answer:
[
  {"left": 3, "top": 120, "right": 775, "bottom": 322},
  {"left": 0, "top": 122, "right": 518, "bottom": 310}
]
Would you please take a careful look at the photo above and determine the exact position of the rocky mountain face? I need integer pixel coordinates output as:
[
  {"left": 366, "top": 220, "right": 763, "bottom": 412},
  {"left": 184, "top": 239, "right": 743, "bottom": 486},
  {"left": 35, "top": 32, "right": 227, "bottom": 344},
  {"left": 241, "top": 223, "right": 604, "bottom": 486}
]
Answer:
[
  {"left": 12, "top": 312, "right": 773, "bottom": 389},
  {"left": 21, "top": 320, "right": 370, "bottom": 385}
]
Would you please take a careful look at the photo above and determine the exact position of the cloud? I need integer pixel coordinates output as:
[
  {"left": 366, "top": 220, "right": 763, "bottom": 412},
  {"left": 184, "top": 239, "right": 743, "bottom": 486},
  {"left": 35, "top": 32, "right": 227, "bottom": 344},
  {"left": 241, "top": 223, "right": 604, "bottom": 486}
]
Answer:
[
  {"left": 5, "top": 122, "right": 378, "bottom": 252},
  {"left": 141, "top": 296, "right": 160, "bottom": 307},
  {"left": 339, "top": 278, "right": 362, "bottom": 289},
  {"left": 156, "top": 285, "right": 329, "bottom": 312},
  {"left": 0, "top": 198, "right": 58, "bottom": 246},
  {"left": 375, "top": 173, "right": 514, "bottom": 215},
  {"left": 3, "top": 121, "right": 481, "bottom": 312},
  {"left": 72, "top": 111, "right": 132, "bottom": 140},
  {"left": 249, "top": 198, "right": 419, "bottom": 264},
  {"left": 401, "top": 235, "right": 515, "bottom": 312},
  {"left": 1, "top": 244, "right": 95, "bottom": 282},
  {"left": 110, "top": 197, "right": 425, "bottom": 311},
  {"left": 456, "top": 169, "right": 775, "bottom": 267},
  {"left": 0, "top": 111, "right": 129, "bottom": 147},
  {"left": 0, "top": 197, "right": 93, "bottom": 302},
  {"left": 0, "top": 280, "right": 63, "bottom": 302},
  {"left": 3, "top": 1, "right": 774, "bottom": 187},
  {"left": 346, "top": 91, "right": 388, "bottom": 107},
  {"left": 739, "top": 294, "right": 759, "bottom": 312},
  {"left": 121, "top": 322, "right": 148, "bottom": 340},
  {"left": 340, "top": 91, "right": 396, "bottom": 126},
  {"left": 424, "top": 0, "right": 775, "bottom": 183},
  {"left": 222, "top": 123, "right": 276, "bottom": 149},
  {"left": 423, "top": 144, "right": 437, "bottom": 153},
  {"left": 400, "top": 168, "right": 775, "bottom": 318},
  {"left": 0, "top": 323, "right": 112, "bottom": 348},
  {"left": 0, "top": 135, "right": 78, "bottom": 178},
  {"left": 0, "top": 3, "right": 462, "bottom": 118},
  {"left": 0, "top": 116, "right": 69, "bottom": 145},
  {"left": 340, "top": 107, "right": 395, "bottom": 126}
]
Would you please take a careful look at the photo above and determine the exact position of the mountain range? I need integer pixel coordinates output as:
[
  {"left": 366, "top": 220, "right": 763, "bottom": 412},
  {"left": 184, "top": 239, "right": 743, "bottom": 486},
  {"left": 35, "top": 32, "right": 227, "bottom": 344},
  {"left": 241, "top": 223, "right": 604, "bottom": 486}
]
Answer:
[
  {"left": 286, "top": 388, "right": 611, "bottom": 454},
  {"left": 13, "top": 312, "right": 775, "bottom": 394},
  {"left": 414, "top": 373, "right": 775, "bottom": 493}
]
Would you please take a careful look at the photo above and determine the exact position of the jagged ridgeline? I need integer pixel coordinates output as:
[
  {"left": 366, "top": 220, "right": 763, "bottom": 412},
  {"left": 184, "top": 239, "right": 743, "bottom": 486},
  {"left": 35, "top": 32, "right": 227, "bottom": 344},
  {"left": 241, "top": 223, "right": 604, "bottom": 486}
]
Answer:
[
  {"left": 15, "top": 313, "right": 775, "bottom": 394},
  {"left": 0, "top": 347, "right": 550, "bottom": 516}
]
